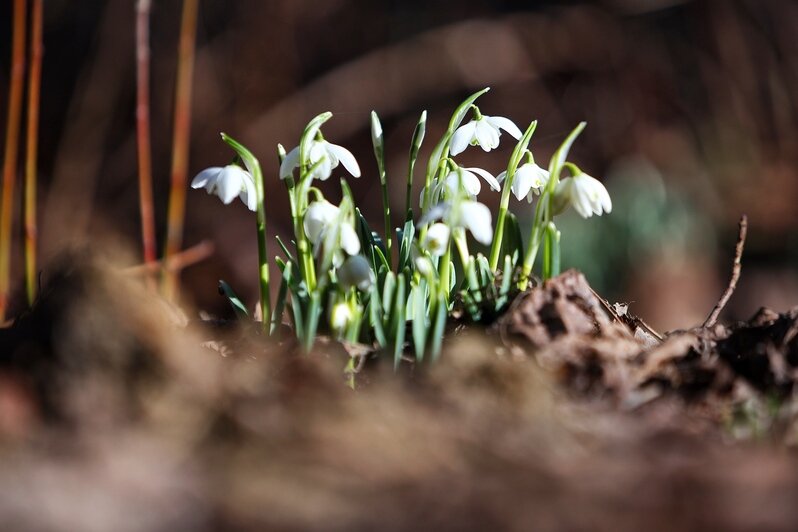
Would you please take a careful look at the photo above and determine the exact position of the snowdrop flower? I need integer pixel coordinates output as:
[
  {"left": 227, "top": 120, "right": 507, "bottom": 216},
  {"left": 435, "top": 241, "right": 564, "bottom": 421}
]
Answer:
[
  {"left": 330, "top": 302, "right": 352, "bottom": 331},
  {"left": 280, "top": 140, "right": 361, "bottom": 182},
  {"left": 450, "top": 114, "right": 522, "bottom": 156},
  {"left": 498, "top": 163, "right": 550, "bottom": 202},
  {"left": 553, "top": 172, "right": 612, "bottom": 218},
  {"left": 422, "top": 223, "right": 450, "bottom": 256},
  {"left": 304, "top": 200, "right": 340, "bottom": 243},
  {"left": 423, "top": 200, "right": 493, "bottom": 245},
  {"left": 191, "top": 165, "right": 256, "bottom": 211},
  {"left": 412, "top": 249, "right": 435, "bottom": 278},
  {"left": 303, "top": 200, "right": 361, "bottom": 264},
  {"left": 338, "top": 255, "right": 375, "bottom": 291},
  {"left": 443, "top": 166, "right": 501, "bottom": 197}
]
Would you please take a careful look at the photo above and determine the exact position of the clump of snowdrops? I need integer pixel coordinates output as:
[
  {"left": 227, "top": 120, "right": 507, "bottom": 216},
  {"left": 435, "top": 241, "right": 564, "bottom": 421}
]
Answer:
[{"left": 192, "top": 88, "right": 611, "bottom": 364}]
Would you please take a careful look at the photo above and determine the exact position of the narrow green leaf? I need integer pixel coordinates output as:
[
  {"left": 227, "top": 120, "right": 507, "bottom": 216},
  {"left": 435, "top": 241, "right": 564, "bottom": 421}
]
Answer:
[
  {"left": 271, "top": 261, "right": 291, "bottom": 334},
  {"left": 411, "top": 279, "right": 428, "bottom": 361},
  {"left": 430, "top": 294, "right": 447, "bottom": 361},
  {"left": 218, "top": 280, "right": 249, "bottom": 320},
  {"left": 275, "top": 235, "right": 297, "bottom": 262},
  {"left": 392, "top": 275, "right": 407, "bottom": 369},
  {"left": 369, "top": 285, "right": 387, "bottom": 347}
]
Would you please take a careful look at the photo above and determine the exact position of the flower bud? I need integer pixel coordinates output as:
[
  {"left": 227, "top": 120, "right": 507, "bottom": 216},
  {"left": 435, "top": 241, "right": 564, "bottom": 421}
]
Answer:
[{"left": 338, "top": 255, "right": 375, "bottom": 291}]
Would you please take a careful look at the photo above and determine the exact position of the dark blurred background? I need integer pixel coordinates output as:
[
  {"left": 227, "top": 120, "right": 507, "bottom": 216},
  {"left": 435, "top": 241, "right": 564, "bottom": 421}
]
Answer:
[{"left": 1, "top": 0, "right": 796, "bottom": 330}]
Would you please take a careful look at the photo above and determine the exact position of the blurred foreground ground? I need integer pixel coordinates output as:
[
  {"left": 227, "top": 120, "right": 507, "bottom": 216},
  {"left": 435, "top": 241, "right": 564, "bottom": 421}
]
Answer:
[
  {"left": 1, "top": 257, "right": 798, "bottom": 530},
  {"left": 0, "top": 0, "right": 796, "bottom": 330}
]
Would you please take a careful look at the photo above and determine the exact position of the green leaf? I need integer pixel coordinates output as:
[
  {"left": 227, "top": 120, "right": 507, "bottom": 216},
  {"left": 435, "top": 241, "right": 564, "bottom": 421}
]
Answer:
[
  {"left": 430, "top": 293, "right": 447, "bottom": 362},
  {"left": 411, "top": 279, "right": 428, "bottom": 361},
  {"left": 302, "top": 292, "right": 322, "bottom": 352},
  {"left": 275, "top": 235, "right": 297, "bottom": 262},
  {"left": 218, "top": 280, "right": 249, "bottom": 320},
  {"left": 382, "top": 271, "right": 396, "bottom": 317},
  {"left": 368, "top": 285, "right": 387, "bottom": 347},
  {"left": 392, "top": 275, "right": 407, "bottom": 369},
  {"left": 496, "top": 253, "right": 514, "bottom": 311},
  {"left": 271, "top": 261, "right": 291, "bottom": 334},
  {"left": 397, "top": 219, "right": 415, "bottom": 271}
]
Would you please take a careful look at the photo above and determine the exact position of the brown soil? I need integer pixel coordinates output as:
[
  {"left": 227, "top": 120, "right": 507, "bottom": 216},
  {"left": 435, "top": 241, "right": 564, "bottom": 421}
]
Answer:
[{"left": 1, "top": 256, "right": 797, "bottom": 531}]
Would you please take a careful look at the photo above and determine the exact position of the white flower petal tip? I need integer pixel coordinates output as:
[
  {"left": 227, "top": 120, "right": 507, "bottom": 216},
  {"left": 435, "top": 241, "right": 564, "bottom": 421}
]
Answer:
[
  {"left": 511, "top": 163, "right": 550, "bottom": 202},
  {"left": 191, "top": 165, "right": 256, "bottom": 211},
  {"left": 555, "top": 173, "right": 612, "bottom": 219},
  {"left": 450, "top": 115, "right": 522, "bottom": 155},
  {"left": 459, "top": 201, "right": 493, "bottom": 245},
  {"left": 423, "top": 199, "right": 493, "bottom": 246},
  {"left": 443, "top": 167, "right": 500, "bottom": 197},
  {"left": 280, "top": 140, "right": 360, "bottom": 181},
  {"left": 422, "top": 223, "right": 451, "bottom": 257}
]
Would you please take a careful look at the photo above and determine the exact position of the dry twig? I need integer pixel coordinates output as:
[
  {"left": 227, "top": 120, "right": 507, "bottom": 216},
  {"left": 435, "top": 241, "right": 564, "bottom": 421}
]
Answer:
[
  {"left": 124, "top": 239, "right": 214, "bottom": 276},
  {"left": 704, "top": 215, "right": 748, "bottom": 328}
]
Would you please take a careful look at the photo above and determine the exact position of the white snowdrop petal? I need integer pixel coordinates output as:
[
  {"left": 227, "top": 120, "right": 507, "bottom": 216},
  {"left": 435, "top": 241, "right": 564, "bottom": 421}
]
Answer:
[
  {"left": 280, "top": 147, "right": 300, "bottom": 180},
  {"left": 464, "top": 166, "right": 501, "bottom": 192},
  {"left": 486, "top": 115, "right": 523, "bottom": 139},
  {"left": 239, "top": 171, "right": 257, "bottom": 211},
  {"left": 340, "top": 223, "right": 361, "bottom": 256},
  {"left": 511, "top": 172, "right": 532, "bottom": 202},
  {"left": 450, "top": 121, "right": 476, "bottom": 156},
  {"left": 423, "top": 223, "right": 451, "bottom": 256},
  {"left": 217, "top": 167, "right": 243, "bottom": 204},
  {"left": 474, "top": 120, "right": 498, "bottom": 151},
  {"left": 304, "top": 200, "right": 339, "bottom": 243},
  {"left": 327, "top": 143, "right": 361, "bottom": 178},
  {"left": 191, "top": 167, "right": 222, "bottom": 189},
  {"left": 460, "top": 201, "right": 493, "bottom": 245}
]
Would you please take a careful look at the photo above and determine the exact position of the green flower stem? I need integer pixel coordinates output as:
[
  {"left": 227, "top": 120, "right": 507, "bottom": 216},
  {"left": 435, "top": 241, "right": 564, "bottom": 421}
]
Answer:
[
  {"left": 221, "top": 133, "right": 271, "bottom": 332},
  {"left": 406, "top": 111, "right": 427, "bottom": 221},
  {"left": 488, "top": 120, "right": 537, "bottom": 271},
  {"left": 371, "top": 112, "right": 393, "bottom": 266},
  {"left": 519, "top": 194, "right": 547, "bottom": 290},
  {"left": 438, "top": 241, "right": 452, "bottom": 302}
]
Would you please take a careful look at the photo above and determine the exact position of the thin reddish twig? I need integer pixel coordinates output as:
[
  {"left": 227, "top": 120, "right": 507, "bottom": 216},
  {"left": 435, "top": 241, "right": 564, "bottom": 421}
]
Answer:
[
  {"left": 162, "top": 0, "right": 199, "bottom": 300},
  {"left": 124, "top": 239, "right": 214, "bottom": 276},
  {"left": 135, "top": 0, "right": 157, "bottom": 289},
  {"left": 0, "top": 0, "right": 28, "bottom": 320},
  {"left": 704, "top": 215, "right": 748, "bottom": 328},
  {"left": 24, "top": 0, "right": 43, "bottom": 305}
]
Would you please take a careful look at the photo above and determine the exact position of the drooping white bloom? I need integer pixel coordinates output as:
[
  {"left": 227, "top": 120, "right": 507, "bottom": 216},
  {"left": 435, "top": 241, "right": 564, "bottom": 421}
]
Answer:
[
  {"left": 303, "top": 199, "right": 361, "bottom": 265},
  {"left": 422, "top": 223, "right": 450, "bottom": 256},
  {"left": 443, "top": 166, "right": 501, "bottom": 197},
  {"left": 423, "top": 200, "right": 493, "bottom": 245},
  {"left": 330, "top": 302, "right": 352, "bottom": 331},
  {"left": 191, "top": 165, "right": 256, "bottom": 211},
  {"left": 553, "top": 172, "right": 612, "bottom": 218},
  {"left": 450, "top": 115, "right": 523, "bottom": 156},
  {"left": 280, "top": 140, "right": 361, "bottom": 181},
  {"left": 458, "top": 201, "right": 493, "bottom": 244},
  {"left": 338, "top": 255, "right": 375, "bottom": 291},
  {"left": 498, "top": 163, "right": 550, "bottom": 202},
  {"left": 303, "top": 200, "right": 340, "bottom": 243}
]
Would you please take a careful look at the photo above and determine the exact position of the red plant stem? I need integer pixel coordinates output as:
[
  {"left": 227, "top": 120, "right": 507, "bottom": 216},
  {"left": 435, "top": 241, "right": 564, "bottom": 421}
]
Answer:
[
  {"left": 24, "top": 0, "right": 43, "bottom": 305},
  {"left": 0, "top": 0, "right": 28, "bottom": 320},
  {"left": 135, "top": 0, "right": 157, "bottom": 289},
  {"left": 162, "top": 0, "right": 199, "bottom": 300}
]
